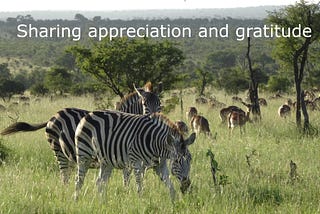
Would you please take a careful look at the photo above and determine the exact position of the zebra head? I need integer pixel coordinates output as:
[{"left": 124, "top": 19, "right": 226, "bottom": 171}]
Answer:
[
  {"left": 170, "top": 132, "right": 196, "bottom": 194},
  {"left": 134, "top": 86, "right": 161, "bottom": 114}
]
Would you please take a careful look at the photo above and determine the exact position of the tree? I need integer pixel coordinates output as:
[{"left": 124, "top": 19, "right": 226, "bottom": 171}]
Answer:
[
  {"left": 246, "top": 37, "right": 261, "bottom": 121},
  {"left": 194, "top": 67, "right": 213, "bottom": 96},
  {"left": 218, "top": 67, "right": 249, "bottom": 94},
  {"left": 0, "top": 63, "right": 25, "bottom": 101},
  {"left": 267, "top": 75, "right": 291, "bottom": 92},
  {"left": 0, "top": 63, "right": 11, "bottom": 81},
  {"left": 74, "top": 13, "right": 88, "bottom": 22},
  {"left": 69, "top": 37, "right": 184, "bottom": 98},
  {"left": 0, "top": 80, "right": 25, "bottom": 102},
  {"left": 268, "top": 0, "right": 320, "bottom": 131},
  {"left": 45, "top": 67, "right": 72, "bottom": 94}
]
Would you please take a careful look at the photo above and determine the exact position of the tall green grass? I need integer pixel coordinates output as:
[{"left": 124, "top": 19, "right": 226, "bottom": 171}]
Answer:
[{"left": 0, "top": 92, "right": 320, "bottom": 213}]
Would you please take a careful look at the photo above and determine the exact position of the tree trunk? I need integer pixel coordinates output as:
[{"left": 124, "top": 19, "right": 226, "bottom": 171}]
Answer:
[
  {"left": 300, "top": 90, "right": 310, "bottom": 134},
  {"left": 246, "top": 37, "right": 261, "bottom": 121},
  {"left": 293, "top": 36, "right": 311, "bottom": 131},
  {"left": 294, "top": 56, "right": 302, "bottom": 129}
]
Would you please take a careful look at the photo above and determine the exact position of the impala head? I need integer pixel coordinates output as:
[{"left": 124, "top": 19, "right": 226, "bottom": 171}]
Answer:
[
  {"left": 186, "top": 107, "right": 198, "bottom": 121},
  {"left": 169, "top": 132, "right": 196, "bottom": 194},
  {"left": 134, "top": 84, "right": 161, "bottom": 114}
]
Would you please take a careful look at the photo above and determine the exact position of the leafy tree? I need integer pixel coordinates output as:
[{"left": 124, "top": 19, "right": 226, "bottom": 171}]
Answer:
[
  {"left": 219, "top": 67, "right": 249, "bottom": 94},
  {"left": 194, "top": 67, "right": 213, "bottom": 96},
  {"left": 268, "top": 0, "right": 320, "bottom": 131},
  {"left": 0, "top": 63, "right": 25, "bottom": 101},
  {"left": 30, "top": 83, "right": 49, "bottom": 96},
  {"left": 0, "top": 80, "right": 25, "bottom": 102},
  {"left": 74, "top": 13, "right": 88, "bottom": 22},
  {"left": 267, "top": 75, "right": 291, "bottom": 92},
  {"left": 69, "top": 37, "right": 184, "bottom": 98},
  {"left": 45, "top": 67, "right": 71, "bottom": 94},
  {"left": 0, "top": 63, "right": 11, "bottom": 81}
]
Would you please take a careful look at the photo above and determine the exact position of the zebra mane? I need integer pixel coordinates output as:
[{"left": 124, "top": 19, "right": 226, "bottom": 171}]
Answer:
[
  {"left": 118, "top": 82, "right": 154, "bottom": 108},
  {"left": 119, "top": 92, "right": 140, "bottom": 107},
  {"left": 150, "top": 113, "right": 184, "bottom": 139}
]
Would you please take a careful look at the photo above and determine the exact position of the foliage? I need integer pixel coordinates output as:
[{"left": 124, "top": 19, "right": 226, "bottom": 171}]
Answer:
[
  {"left": 44, "top": 67, "right": 72, "bottom": 94},
  {"left": 30, "top": 83, "right": 49, "bottom": 96},
  {"left": 267, "top": 75, "right": 291, "bottom": 92},
  {"left": 268, "top": 0, "right": 320, "bottom": 129},
  {"left": 0, "top": 15, "right": 319, "bottom": 95},
  {"left": 69, "top": 37, "right": 184, "bottom": 98},
  {"left": 268, "top": 1, "right": 320, "bottom": 68},
  {"left": 217, "top": 67, "right": 249, "bottom": 94},
  {"left": 0, "top": 63, "right": 11, "bottom": 80},
  {"left": 193, "top": 67, "right": 214, "bottom": 96}
]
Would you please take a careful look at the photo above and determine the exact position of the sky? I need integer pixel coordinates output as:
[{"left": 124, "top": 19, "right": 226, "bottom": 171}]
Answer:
[{"left": 0, "top": 0, "right": 310, "bottom": 12}]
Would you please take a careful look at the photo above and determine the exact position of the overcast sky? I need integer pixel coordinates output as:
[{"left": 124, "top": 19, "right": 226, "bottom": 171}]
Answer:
[{"left": 1, "top": 0, "right": 309, "bottom": 12}]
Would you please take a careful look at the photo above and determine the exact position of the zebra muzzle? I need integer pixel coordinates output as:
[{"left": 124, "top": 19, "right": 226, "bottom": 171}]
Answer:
[{"left": 180, "top": 178, "right": 191, "bottom": 194}]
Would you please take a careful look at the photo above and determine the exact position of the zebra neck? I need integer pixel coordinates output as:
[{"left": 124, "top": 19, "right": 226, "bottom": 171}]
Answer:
[{"left": 119, "top": 93, "right": 142, "bottom": 113}]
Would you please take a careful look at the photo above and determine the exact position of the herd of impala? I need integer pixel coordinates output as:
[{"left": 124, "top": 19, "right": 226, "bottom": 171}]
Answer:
[{"left": 180, "top": 90, "right": 320, "bottom": 136}]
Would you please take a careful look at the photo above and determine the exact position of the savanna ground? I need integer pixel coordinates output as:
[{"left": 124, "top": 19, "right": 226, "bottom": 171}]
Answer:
[{"left": 0, "top": 89, "right": 320, "bottom": 213}]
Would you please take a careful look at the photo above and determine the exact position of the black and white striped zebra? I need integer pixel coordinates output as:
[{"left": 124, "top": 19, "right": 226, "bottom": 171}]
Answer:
[
  {"left": 0, "top": 84, "right": 161, "bottom": 184},
  {"left": 74, "top": 110, "right": 196, "bottom": 200},
  {"left": 117, "top": 85, "right": 161, "bottom": 114}
]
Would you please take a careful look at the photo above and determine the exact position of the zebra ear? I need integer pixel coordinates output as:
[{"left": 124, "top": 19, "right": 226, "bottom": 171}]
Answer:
[{"left": 185, "top": 133, "right": 196, "bottom": 146}]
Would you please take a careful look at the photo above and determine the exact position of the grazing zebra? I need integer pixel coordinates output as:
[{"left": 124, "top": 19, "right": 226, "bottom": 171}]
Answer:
[
  {"left": 1, "top": 85, "right": 161, "bottom": 184},
  {"left": 74, "top": 110, "right": 196, "bottom": 200}
]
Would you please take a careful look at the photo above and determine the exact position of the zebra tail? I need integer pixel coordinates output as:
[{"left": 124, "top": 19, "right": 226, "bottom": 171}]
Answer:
[{"left": 1, "top": 122, "right": 47, "bottom": 135}]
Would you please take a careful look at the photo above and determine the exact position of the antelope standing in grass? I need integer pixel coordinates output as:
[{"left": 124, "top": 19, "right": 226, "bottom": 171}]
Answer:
[
  {"left": 278, "top": 104, "right": 291, "bottom": 118},
  {"left": 227, "top": 102, "right": 252, "bottom": 134},
  {"left": 186, "top": 107, "right": 198, "bottom": 121},
  {"left": 219, "top": 105, "right": 243, "bottom": 124},
  {"left": 228, "top": 110, "right": 250, "bottom": 134},
  {"left": 190, "top": 115, "right": 211, "bottom": 136}
]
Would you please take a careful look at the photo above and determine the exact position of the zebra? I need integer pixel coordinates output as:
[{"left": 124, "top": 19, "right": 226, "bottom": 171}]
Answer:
[
  {"left": 74, "top": 110, "right": 196, "bottom": 200},
  {"left": 116, "top": 84, "right": 161, "bottom": 114},
  {"left": 0, "top": 84, "right": 161, "bottom": 184}
]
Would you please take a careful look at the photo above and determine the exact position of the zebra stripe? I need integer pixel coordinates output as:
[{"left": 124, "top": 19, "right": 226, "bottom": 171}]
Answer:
[
  {"left": 0, "top": 85, "right": 161, "bottom": 185},
  {"left": 117, "top": 88, "right": 161, "bottom": 114},
  {"left": 74, "top": 110, "right": 196, "bottom": 200}
]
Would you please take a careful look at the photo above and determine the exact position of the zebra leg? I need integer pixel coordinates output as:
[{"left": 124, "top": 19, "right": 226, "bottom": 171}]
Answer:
[
  {"left": 96, "top": 164, "right": 113, "bottom": 196},
  {"left": 74, "top": 157, "right": 91, "bottom": 200},
  {"left": 133, "top": 162, "right": 145, "bottom": 195},
  {"left": 55, "top": 152, "right": 71, "bottom": 184},
  {"left": 49, "top": 138, "right": 71, "bottom": 184},
  {"left": 123, "top": 167, "right": 132, "bottom": 187},
  {"left": 154, "top": 160, "right": 176, "bottom": 201}
]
